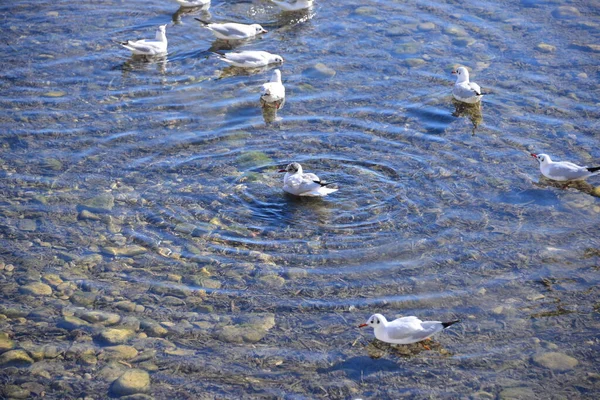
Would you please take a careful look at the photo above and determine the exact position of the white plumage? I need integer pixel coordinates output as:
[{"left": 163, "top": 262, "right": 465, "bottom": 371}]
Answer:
[
  {"left": 279, "top": 162, "right": 338, "bottom": 197},
  {"left": 195, "top": 19, "right": 267, "bottom": 40},
  {"left": 270, "top": 0, "right": 314, "bottom": 11},
  {"left": 216, "top": 51, "right": 284, "bottom": 68},
  {"left": 452, "top": 67, "right": 482, "bottom": 104},
  {"left": 261, "top": 69, "right": 285, "bottom": 109},
  {"left": 359, "top": 313, "right": 460, "bottom": 345},
  {"left": 531, "top": 153, "right": 600, "bottom": 182},
  {"left": 120, "top": 25, "right": 168, "bottom": 56}
]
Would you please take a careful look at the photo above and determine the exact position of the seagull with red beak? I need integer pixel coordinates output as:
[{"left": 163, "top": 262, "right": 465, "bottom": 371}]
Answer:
[
  {"left": 531, "top": 153, "right": 600, "bottom": 182},
  {"left": 359, "top": 314, "right": 459, "bottom": 345}
]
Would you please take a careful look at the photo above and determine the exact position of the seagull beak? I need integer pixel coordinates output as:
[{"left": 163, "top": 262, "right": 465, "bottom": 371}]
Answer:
[
  {"left": 530, "top": 153, "right": 538, "bottom": 158},
  {"left": 451, "top": 70, "right": 457, "bottom": 74},
  {"left": 263, "top": 29, "right": 268, "bottom": 33},
  {"left": 358, "top": 323, "right": 368, "bottom": 328},
  {"left": 278, "top": 169, "right": 286, "bottom": 173}
]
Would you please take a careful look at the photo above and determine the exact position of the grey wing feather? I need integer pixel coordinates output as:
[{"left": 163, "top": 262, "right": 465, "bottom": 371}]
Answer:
[{"left": 548, "top": 164, "right": 588, "bottom": 180}]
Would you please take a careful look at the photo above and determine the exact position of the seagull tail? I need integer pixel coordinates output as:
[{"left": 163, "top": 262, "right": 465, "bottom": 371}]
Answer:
[
  {"left": 586, "top": 166, "right": 600, "bottom": 173},
  {"left": 313, "top": 180, "right": 337, "bottom": 187},
  {"left": 194, "top": 18, "right": 211, "bottom": 25},
  {"left": 442, "top": 320, "right": 460, "bottom": 329}
]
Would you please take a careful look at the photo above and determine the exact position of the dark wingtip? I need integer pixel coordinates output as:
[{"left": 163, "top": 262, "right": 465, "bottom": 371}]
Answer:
[
  {"left": 313, "top": 180, "right": 337, "bottom": 187},
  {"left": 194, "top": 18, "right": 210, "bottom": 25},
  {"left": 442, "top": 320, "right": 460, "bottom": 328},
  {"left": 587, "top": 166, "right": 600, "bottom": 173}
]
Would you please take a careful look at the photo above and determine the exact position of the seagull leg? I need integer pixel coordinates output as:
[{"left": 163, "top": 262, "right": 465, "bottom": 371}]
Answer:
[{"left": 421, "top": 338, "right": 432, "bottom": 351}]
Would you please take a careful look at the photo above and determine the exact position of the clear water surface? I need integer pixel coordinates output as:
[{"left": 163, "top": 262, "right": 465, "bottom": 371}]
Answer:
[{"left": 1, "top": 0, "right": 599, "bottom": 398}]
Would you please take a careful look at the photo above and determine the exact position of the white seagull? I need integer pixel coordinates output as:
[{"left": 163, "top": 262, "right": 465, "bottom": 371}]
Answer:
[
  {"left": 175, "top": 0, "right": 210, "bottom": 8},
  {"left": 216, "top": 51, "right": 284, "bottom": 68},
  {"left": 271, "top": 0, "right": 314, "bottom": 11},
  {"left": 359, "top": 314, "right": 460, "bottom": 345},
  {"left": 195, "top": 18, "right": 267, "bottom": 40},
  {"left": 452, "top": 67, "right": 482, "bottom": 104},
  {"left": 120, "top": 25, "right": 168, "bottom": 56},
  {"left": 279, "top": 162, "right": 338, "bottom": 197},
  {"left": 261, "top": 69, "right": 285, "bottom": 109},
  {"left": 531, "top": 153, "right": 600, "bottom": 182}
]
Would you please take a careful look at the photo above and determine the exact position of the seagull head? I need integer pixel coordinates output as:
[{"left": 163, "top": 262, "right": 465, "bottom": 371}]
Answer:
[
  {"left": 279, "top": 162, "right": 302, "bottom": 174},
  {"left": 271, "top": 55, "right": 284, "bottom": 65},
  {"left": 272, "top": 69, "right": 282, "bottom": 82},
  {"left": 358, "top": 313, "right": 387, "bottom": 329},
  {"left": 253, "top": 24, "right": 268, "bottom": 34},
  {"left": 531, "top": 153, "right": 550, "bottom": 164},
  {"left": 452, "top": 66, "right": 469, "bottom": 83}
]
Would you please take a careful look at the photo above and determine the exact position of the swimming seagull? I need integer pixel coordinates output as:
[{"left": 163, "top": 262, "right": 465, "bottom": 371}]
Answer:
[
  {"left": 120, "top": 25, "right": 168, "bottom": 56},
  {"left": 195, "top": 18, "right": 267, "bottom": 40},
  {"left": 215, "top": 50, "right": 284, "bottom": 68},
  {"left": 531, "top": 153, "right": 600, "bottom": 182},
  {"left": 270, "top": 0, "right": 314, "bottom": 11},
  {"left": 261, "top": 69, "right": 285, "bottom": 109},
  {"left": 359, "top": 314, "right": 460, "bottom": 345},
  {"left": 452, "top": 66, "right": 482, "bottom": 104},
  {"left": 279, "top": 162, "right": 338, "bottom": 196},
  {"left": 175, "top": 0, "right": 210, "bottom": 7}
]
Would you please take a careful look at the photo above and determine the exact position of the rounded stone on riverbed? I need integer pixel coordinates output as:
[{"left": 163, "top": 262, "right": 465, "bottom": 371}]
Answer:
[
  {"left": 98, "top": 328, "right": 136, "bottom": 345},
  {"left": 110, "top": 369, "right": 150, "bottom": 397},
  {"left": 417, "top": 22, "right": 436, "bottom": 31},
  {"left": 99, "top": 345, "right": 138, "bottom": 361},
  {"left": 20, "top": 282, "right": 53, "bottom": 296},
  {"left": 552, "top": 6, "right": 580, "bottom": 19},
  {"left": 533, "top": 352, "right": 578, "bottom": 371},
  {"left": 536, "top": 43, "right": 556, "bottom": 53},
  {"left": 0, "top": 349, "right": 34, "bottom": 367},
  {"left": 0, "top": 332, "right": 15, "bottom": 353},
  {"left": 3, "top": 384, "right": 31, "bottom": 399}
]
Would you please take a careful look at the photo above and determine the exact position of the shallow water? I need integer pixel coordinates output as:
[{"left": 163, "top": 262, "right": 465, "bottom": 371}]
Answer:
[{"left": 1, "top": 0, "right": 599, "bottom": 398}]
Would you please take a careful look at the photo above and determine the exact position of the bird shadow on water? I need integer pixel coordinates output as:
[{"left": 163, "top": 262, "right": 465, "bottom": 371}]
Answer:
[
  {"left": 172, "top": 5, "right": 211, "bottom": 25},
  {"left": 451, "top": 100, "right": 483, "bottom": 135},
  {"left": 116, "top": 55, "right": 168, "bottom": 74},
  {"left": 533, "top": 178, "right": 600, "bottom": 198}
]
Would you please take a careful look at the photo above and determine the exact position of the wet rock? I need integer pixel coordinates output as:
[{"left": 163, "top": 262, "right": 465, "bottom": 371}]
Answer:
[
  {"left": 17, "top": 219, "right": 37, "bottom": 231},
  {"left": 499, "top": 387, "right": 536, "bottom": 399},
  {"left": 115, "top": 301, "right": 137, "bottom": 312},
  {"left": 394, "top": 42, "right": 419, "bottom": 54},
  {"left": 43, "top": 90, "right": 66, "bottom": 97},
  {"left": 42, "top": 273, "right": 63, "bottom": 287},
  {"left": 405, "top": 58, "right": 426, "bottom": 67},
  {"left": 78, "top": 310, "right": 121, "bottom": 325},
  {"left": 99, "top": 345, "right": 138, "bottom": 361},
  {"left": 98, "top": 361, "right": 128, "bottom": 382},
  {"left": 417, "top": 22, "right": 436, "bottom": 31},
  {"left": 20, "top": 282, "right": 52, "bottom": 296},
  {"left": 110, "top": 369, "right": 151, "bottom": 396},
  {"left": 354, "top": 6, "right": 377, "bottom": 15},
  {"left": 235, "top": 151, "right": 273, "bottom": 168},
  {"left": 70, "top": 291, "right": 97, "bottom": 307},
  {"left": 0, "top": 349, "right": 34, "bottom": 367},
  {"left": 257, "top": 274, "right": 285, "bottom": 288},
  {"left": 444, "top": 25, "right": 468, "bottom": 36},
  {"left": 79, "top": 192, "right": 114, "bottom": 213},
  {"left": 3, "top": 384, "right": 30, "bottom": 399},
  {"left": 20, "top": 381, "right": 45, "bottom": 396},
  {"left": 283, "top": 267, "right": 308, "bottom": 280},
  {"left": 532, "top": 352, "right": 578, "bottom": 371},
  {"left": 140, "top": 320, "right": 168, "bottom": 337},
  {"left": 302, "top": 63, "right": 336, "bottom": 79},
  {"left": 43, "top": 157, "right": 63, "bottom": 171},
  {"left": 42, "top": 344, "right": 61, "bottom": 359},
  {"left": 0, "top": 332, "right": 15, "bottom": 353},
  {"left": 66, "top": 343, "right": 97, "bottom": 366},
  {"left": 102, "top": 245, "right": 147, "bottom": 257},
  {"left": 215, "top": 314, "right": 275, "bottom": 344},
  {"left": 98, "top": 328, "right": 135, "bottom": 345},
  {"left": 119, "top": 394, "right": 154, "bottom": 400},
  {"left": 536, "top": 43, "right": 556, "bottom": 53},
  {"left": 79, "top": 209, "right": 102, "bottom": 220},
  {"left": 58, "top": 315, "right": 91, "bottom": 331},
  {"left": 552, "top": 6, "right": 580, "bottom": 19}
]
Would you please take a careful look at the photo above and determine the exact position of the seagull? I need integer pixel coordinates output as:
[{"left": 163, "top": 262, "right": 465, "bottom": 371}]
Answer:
[
  {"left": 531, "top": 153, "right": 600, "bottom": 182},
  {"left": 452, "top": 66, "right": 482, "bottom": 104},
  {"left": 195, "top": 18, "right": 267, "bottom": 40},
  {"left": 175, "top": 0, "right": 210, "bottom": 7},
  {"left": 359, "top": 314, "right": 460, "bottom": 345},
  {"left": 216, "top": 51, "right": 284, "bottom": 68},
  {"left": 261, "top": 69, "right": 285, "bottom": 109},
  {"left": 270, "top": 0, "right": 314, "bottom": 11},
  {"left": 279, "top": 162, "right": 338, "bottom": 197},
  {"left": 120, "top": 25, "right": 168, "bottom": 56}
]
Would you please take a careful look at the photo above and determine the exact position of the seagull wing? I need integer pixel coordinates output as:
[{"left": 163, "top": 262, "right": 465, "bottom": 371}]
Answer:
[{"left": 546, "top": 162, "right": 589, "bottom": 180}]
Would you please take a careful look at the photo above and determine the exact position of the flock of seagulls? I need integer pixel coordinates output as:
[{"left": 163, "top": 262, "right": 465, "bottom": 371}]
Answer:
[{"left": 117, "top": 1, "right": 598, "bottom": 348}]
